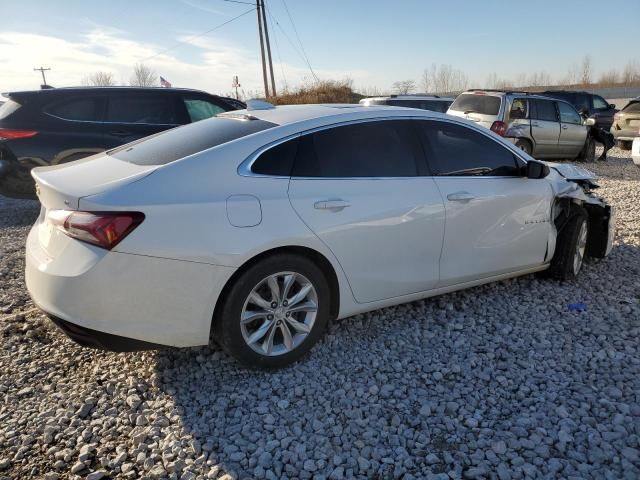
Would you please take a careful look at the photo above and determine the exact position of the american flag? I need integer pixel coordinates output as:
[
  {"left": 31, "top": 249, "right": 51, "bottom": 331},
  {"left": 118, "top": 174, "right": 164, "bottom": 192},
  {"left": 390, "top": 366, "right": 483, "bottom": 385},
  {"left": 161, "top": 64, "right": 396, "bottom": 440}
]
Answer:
[{"left": 160, "top": 76, "right": 172, "bottom": 88}]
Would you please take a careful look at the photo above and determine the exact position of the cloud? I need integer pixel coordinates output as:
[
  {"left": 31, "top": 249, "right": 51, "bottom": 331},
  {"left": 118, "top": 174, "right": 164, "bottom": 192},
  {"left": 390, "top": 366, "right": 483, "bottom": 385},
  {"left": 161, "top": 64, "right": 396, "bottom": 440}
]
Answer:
[{"left": 0, "top": 29, "right": 372, "bottom": 97}]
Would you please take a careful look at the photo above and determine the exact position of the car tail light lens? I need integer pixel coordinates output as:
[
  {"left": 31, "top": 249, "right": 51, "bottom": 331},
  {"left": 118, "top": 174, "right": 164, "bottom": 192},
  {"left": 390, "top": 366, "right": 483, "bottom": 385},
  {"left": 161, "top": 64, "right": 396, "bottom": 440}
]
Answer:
[
  {"left": 614, "top": 113, "right": 621, "bottom": 120},
  {"left": 48, "top": 210, "right": 144, "bottom": 250},
  {"left": 490, "top": 121, "right": 507, "bottom": 136},
  {"left": 0, "top": 128, "right": 38, "bottom": 140}
]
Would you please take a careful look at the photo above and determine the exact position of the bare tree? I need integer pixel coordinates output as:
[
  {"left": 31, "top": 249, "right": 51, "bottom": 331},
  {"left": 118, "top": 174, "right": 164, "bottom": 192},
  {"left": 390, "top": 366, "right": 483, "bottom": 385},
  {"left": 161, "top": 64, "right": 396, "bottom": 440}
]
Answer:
[
  {"left": 392, "top": 80, "right": 416, "bottom": 95},
  {"left": 622, "top": 60, "right": 640, "bottom": 85},
  {"left": 579, "top": 56, "right": 592, "bottom": 86},
  {"left": 82, "top": 71, "right": 117, "bottom": 86},
  {"left": 130, "top": 63, "right": 158, "bottom": 87},
  {"left": 425, "top": 64, "right": 468, "bottom": 94},
  {"left": 528, "top": 71, "right": 551, "bottom": 88},
  {"left": 598, "top": 68, "right": 620, "bottom": 87}
]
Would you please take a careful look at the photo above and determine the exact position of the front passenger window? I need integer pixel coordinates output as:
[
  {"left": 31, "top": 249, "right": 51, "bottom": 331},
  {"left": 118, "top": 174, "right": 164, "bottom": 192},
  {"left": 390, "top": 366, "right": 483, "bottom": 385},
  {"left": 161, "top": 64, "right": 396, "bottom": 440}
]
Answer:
[
  {"left": 557, "top": 102, "right": 582, "bottom": 125},
  {"left": 417, "top": 121, "right": 519, "bottom": 176}
]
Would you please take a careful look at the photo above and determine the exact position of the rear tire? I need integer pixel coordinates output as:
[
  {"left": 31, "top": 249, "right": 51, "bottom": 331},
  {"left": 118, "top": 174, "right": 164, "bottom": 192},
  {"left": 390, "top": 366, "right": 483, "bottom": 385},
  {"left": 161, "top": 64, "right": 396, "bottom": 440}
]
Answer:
[
  {"left": 546, "top": 206, "right": 589, "bottom": 281},
  {"left": 515, "top": 139, "right": 533, "bottom": 156},
  {"left": 213, "top": 254, "right": 331, "bottom": 369},
  {"left": 577, "top": 137, "right": 596, "bottom": 162}
]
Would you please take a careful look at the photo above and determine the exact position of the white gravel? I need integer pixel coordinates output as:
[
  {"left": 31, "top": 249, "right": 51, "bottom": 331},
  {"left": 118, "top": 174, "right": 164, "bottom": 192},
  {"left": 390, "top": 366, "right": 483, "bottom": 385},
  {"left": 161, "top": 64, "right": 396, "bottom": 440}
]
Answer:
[{"left": 1, "top": 149, "right": 639, "bottom": 480}]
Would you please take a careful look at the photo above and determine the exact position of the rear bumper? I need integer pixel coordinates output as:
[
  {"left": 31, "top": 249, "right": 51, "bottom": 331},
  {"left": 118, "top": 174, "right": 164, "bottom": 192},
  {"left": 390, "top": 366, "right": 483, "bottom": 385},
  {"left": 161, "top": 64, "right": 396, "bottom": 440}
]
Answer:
[
  {"left": 25, "top": 225, "right": 237, "bottom": 348},
  {"left": 47, "top": 313, "right": 165, "bottom": 351}
]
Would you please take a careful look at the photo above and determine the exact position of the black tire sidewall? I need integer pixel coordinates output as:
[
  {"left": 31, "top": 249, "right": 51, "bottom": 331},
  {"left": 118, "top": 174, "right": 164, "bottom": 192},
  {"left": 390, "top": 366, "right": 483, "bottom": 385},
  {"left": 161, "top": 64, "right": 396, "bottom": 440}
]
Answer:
[
  {"left": 216, "top": 254, "right": 331, "bottom": 369},
  {"left": 548, "top": 208, "right": 588, "bottom": 280}
]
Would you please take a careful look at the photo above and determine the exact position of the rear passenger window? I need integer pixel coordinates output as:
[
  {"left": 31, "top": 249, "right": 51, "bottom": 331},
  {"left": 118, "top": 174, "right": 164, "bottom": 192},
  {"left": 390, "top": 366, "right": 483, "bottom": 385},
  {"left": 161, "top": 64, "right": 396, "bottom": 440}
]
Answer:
[
  {"left": 107, "top": 95, "right": 179, "bottom": 124},
  {"left": 184, "top": 99, "right": 226, "bottom": 122},
  {"left": 252, "top": 138, "right": 299, "bottom": 176},
  {"left": 416, "top": 121, "right": 518, "bottom": 176},
  {"left": 46, "top": 97, "right": 104, "bottom": 122},
  {"left": 532, "top": 100, "right": 558, "bottom": 122},
  {"left": 292, "top": 121, "right": 418, "bottom": 178}
]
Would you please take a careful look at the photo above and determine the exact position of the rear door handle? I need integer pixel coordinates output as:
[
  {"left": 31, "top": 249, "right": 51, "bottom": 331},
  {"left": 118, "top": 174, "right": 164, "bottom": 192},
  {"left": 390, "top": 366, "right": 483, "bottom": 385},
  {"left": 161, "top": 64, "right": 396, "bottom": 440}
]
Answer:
[
  {"left": 531, "top": 122, "right": 541, "bottom": 127},
  {"left": 447, "top": 192, "right": 475, "bottom": 202},
  {"left": 314, "top": 199, "right": 351, "bottom": 211},
  {"left": 561, "top": 124, "right": 568, "bottom": 130}
]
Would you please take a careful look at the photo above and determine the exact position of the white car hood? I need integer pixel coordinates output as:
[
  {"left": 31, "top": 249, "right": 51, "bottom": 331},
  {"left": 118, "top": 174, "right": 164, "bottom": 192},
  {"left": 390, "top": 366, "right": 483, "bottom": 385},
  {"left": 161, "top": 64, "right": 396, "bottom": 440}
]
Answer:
[{"left": 544, "top": 162, "right": 597, "bottom": 182}]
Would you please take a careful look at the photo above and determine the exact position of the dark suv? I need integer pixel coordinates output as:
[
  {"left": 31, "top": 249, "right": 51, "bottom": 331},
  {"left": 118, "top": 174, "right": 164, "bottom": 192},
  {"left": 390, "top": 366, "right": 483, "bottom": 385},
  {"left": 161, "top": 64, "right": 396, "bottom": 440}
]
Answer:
[
  {"left": 0, "top": 87, "right": 244, "bottom": 198},
  {"left": 540, "top": 90, "right": 618, "bottom": 130}
]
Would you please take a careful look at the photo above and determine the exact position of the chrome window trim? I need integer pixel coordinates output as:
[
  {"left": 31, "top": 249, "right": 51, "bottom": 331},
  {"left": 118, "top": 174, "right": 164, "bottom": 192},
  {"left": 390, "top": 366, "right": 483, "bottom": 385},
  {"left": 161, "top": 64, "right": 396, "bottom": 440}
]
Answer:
[{"left": 237, "top": 115, "right": 530, "bottom": 179}]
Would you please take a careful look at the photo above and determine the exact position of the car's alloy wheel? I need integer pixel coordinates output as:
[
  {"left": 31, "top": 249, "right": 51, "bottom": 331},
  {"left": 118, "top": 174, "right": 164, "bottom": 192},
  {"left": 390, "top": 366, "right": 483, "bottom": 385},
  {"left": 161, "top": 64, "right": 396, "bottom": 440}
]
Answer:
[
  {"left": 240, "top": 272, "right": 318, "bottom": 356},
  {"left": 213, "top": 253, "right": 331, "bottom": 368},
  {"left": 572, "top": 219, "right": 588, "bottom": 275}
]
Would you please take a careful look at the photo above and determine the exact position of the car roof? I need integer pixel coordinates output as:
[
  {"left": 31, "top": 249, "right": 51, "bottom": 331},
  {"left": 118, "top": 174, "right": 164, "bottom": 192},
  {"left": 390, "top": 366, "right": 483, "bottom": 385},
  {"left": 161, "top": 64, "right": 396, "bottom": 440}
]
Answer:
[
  {"left": 219, "top": 103, "right": 445, "bottom": 127},
  {"left": 3, "top": 86, "right": 217, "bottom": 98}
]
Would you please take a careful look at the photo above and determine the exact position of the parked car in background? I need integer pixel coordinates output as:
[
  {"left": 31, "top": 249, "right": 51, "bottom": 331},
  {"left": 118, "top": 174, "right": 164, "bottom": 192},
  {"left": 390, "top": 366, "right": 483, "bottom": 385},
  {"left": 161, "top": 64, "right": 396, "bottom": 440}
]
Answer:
[
  {"left": 0, "top": 87, "right": 244, "bottom": 198},
  {"left": 359, "top": 95, "right": 454, "bottom": 113},
  {"left": 632, "top": 135, "right": 640, "bottom": 166},
  {"left": 25, "top": 103, "right": 614, "bottom": 368},
  {"left": 540, "top": 90, "right": 618, "bottom": 130},
  {"left": 447, "top": 90, "right": 595, "bottom": 161},
  {"left": 610, "top": 97, "right": 640, "bottom": 149}
]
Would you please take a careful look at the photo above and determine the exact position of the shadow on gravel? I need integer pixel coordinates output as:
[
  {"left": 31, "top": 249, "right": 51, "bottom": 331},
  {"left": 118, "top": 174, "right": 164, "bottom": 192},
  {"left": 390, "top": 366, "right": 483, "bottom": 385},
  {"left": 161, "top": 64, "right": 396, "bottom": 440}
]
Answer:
[
  {"left": 151, "top": 242, "right": 640, "bottom": 478},
  {"left": 0, "top": 200, "right": 39, "bottom": 228}
]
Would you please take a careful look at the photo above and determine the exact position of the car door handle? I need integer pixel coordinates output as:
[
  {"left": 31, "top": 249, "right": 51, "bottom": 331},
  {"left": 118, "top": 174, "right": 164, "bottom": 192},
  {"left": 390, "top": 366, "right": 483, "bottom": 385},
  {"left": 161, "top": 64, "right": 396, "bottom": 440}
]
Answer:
[
  {"left": 561, "top": 124, "right": 568, "bottom": 130},
  {"left": 314, "top": 199, "right": 351, "bottom": 211},
  {"left": 447, "top": 192, "right": 475, "bottom": 202},
  {"left": 110, "top": 130, "right": 133, "bottom": 137},
  {"left": 531, "top": 122, "right": 541, "bottom": 127}
]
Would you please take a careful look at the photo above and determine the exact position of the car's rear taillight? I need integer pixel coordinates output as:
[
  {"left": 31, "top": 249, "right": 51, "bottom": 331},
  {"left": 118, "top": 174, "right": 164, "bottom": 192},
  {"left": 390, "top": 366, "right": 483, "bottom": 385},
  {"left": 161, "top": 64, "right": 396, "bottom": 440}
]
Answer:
[
  {"left": 48, "top": 210, "right": 144, "bottom": 250},
  {"left": 0, "top": 128, "right": 38, "bottom": 140},
  {"left": 490, "top": 121, "right": 507, "bottom": 136},
  {"left": 614, "top": 113, "right": 621, "bottom": 120}
]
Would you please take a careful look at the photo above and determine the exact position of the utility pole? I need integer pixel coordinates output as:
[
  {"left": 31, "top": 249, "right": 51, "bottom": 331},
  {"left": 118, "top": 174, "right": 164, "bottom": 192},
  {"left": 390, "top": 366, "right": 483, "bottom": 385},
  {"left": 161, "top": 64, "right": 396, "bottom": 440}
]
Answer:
[
  {"left": 256, "top": 0, "right": 269, "bottom": 98},
  {"left": 33, "top": 66, "right": 51, "bottom": 86},
  {"left": 260, "top": 0, "right": 277, "bottom": 97}
]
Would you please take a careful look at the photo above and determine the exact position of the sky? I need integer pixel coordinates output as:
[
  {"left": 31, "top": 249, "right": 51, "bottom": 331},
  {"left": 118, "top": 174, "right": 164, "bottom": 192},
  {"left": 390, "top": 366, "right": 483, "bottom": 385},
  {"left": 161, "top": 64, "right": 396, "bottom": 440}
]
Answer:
[{"left": 1, "top": 0, "right": 639, "bottom": 96}]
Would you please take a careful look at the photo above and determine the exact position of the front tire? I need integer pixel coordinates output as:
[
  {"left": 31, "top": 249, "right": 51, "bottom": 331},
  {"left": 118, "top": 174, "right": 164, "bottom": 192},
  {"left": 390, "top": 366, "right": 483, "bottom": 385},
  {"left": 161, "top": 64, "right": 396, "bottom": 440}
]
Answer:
[
  {"left": 546, "top": 206, "right": 589, "bottom": 280},
  {"left": 577, "top": 137, "right": 596, "bottom": 162},
  {"left": 214, "top": 254, "right": 331, "bottom": 368}
]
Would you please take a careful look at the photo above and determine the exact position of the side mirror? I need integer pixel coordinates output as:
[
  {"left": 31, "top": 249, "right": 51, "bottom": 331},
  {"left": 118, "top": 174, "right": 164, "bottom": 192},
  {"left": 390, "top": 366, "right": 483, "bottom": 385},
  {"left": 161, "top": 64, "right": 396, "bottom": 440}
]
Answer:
[
  {"left": 609, "top": 104, "right": 616, "bottom": 109},
  {"left": 579, "top": 108, "right": 589, "bottom": 116},
  {"left": 525, "top": 160, "right": 550, "bottom": 179},
  {"left": 584, "top": 117, "right": 596, "bottom": 127}
]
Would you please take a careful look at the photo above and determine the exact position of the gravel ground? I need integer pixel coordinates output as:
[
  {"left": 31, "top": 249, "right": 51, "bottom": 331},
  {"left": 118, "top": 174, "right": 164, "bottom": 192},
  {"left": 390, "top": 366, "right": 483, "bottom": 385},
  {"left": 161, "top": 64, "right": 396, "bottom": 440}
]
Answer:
[{"left": 1, "top": 148, "right": 639, "bottom": 480}]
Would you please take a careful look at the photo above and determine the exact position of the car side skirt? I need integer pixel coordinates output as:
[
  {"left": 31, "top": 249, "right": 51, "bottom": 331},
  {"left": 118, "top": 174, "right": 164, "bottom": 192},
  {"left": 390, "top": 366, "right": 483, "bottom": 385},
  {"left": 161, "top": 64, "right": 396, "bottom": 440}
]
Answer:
[{"left": 337, "top": 264, "right": 549, "bottom": 320}]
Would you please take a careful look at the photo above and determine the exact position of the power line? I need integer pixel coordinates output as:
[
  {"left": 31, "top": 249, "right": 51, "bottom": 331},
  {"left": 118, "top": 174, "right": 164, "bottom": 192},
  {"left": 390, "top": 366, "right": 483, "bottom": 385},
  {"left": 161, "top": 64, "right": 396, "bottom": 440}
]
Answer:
[
  {"left": 265, "top": 3, "right": 319, "bottom": 82},
  {"left": 139, "top": 7, "right": 255, "bottom": 63},
  {"left": 281, "top": 0, "right": 318, "bottom": 82},
  {"left": 265, "top": 6, "right": 288, "bottom": 91}
]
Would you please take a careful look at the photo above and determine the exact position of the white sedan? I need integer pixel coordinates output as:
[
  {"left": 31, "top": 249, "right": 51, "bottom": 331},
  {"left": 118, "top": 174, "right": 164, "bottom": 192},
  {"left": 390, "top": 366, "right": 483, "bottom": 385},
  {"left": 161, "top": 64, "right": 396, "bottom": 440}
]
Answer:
[
  {"left": 25, "top": 103, "right": 615, "bottom": 368},
  {"left": 632, "top": 135, "right": 640, "bottom": 167}
]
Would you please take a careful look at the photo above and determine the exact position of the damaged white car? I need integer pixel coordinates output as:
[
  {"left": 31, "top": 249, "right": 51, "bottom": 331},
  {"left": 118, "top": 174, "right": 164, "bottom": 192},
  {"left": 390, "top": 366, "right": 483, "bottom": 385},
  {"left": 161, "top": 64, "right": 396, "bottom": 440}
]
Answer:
[{"left": 25, "top": 104, "right": 614, "bottom": 368}]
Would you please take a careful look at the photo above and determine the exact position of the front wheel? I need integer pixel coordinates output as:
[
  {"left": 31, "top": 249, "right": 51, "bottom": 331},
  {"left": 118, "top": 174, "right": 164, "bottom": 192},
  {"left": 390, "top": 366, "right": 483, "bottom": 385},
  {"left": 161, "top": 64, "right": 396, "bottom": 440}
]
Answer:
[
  {"left": 577, "top": 137, "right": 596, "bottom": 162},
  {"left": 546, "top": 207, "right": 589, "bottom": 280},
  {"left": 214, "top": 254, "right": 331, "bottom": 368}
]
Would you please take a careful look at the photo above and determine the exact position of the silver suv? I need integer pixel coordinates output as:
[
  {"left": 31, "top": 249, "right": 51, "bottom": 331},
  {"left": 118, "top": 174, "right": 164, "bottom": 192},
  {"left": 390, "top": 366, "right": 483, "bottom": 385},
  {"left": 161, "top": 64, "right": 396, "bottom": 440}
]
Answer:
[
  {"left": 360, "top": 95, "right": 454, "bottom": 113},
  {"left": 447, "top": 90, "right": 595, "bottom": 161}
]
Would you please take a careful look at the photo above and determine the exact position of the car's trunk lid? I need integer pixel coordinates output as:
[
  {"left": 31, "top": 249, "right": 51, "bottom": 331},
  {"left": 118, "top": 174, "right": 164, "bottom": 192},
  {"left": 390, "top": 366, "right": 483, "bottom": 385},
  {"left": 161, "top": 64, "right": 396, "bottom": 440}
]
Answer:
[{"left": 31, "top": 152, "right": 159, "bottom": 210}]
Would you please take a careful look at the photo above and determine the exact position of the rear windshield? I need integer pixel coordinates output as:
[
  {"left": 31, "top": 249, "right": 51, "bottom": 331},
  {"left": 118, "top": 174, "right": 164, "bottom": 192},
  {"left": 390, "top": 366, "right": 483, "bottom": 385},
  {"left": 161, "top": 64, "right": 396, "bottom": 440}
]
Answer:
[
  {"left": 0, "top": 99, "right": 21, "bottom": 120},
  {"left": 108, "top": 116, "right": 277, "bottom": 165},
  {"left": 623, "top": 101, "right": 640, "bottom": 113},
  {"left": 449, "top": 94, "right": 501, "bottom": 115}
]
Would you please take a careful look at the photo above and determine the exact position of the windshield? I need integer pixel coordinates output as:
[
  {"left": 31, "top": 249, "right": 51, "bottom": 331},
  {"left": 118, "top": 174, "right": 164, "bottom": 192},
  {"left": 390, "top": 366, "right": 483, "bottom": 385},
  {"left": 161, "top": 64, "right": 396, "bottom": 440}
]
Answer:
[
  {"left": 449, "top": 94, "right": 501, "bottom": 115},
  {"left": 108, "top": 116, "right": 277, "bottom": 165}
]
